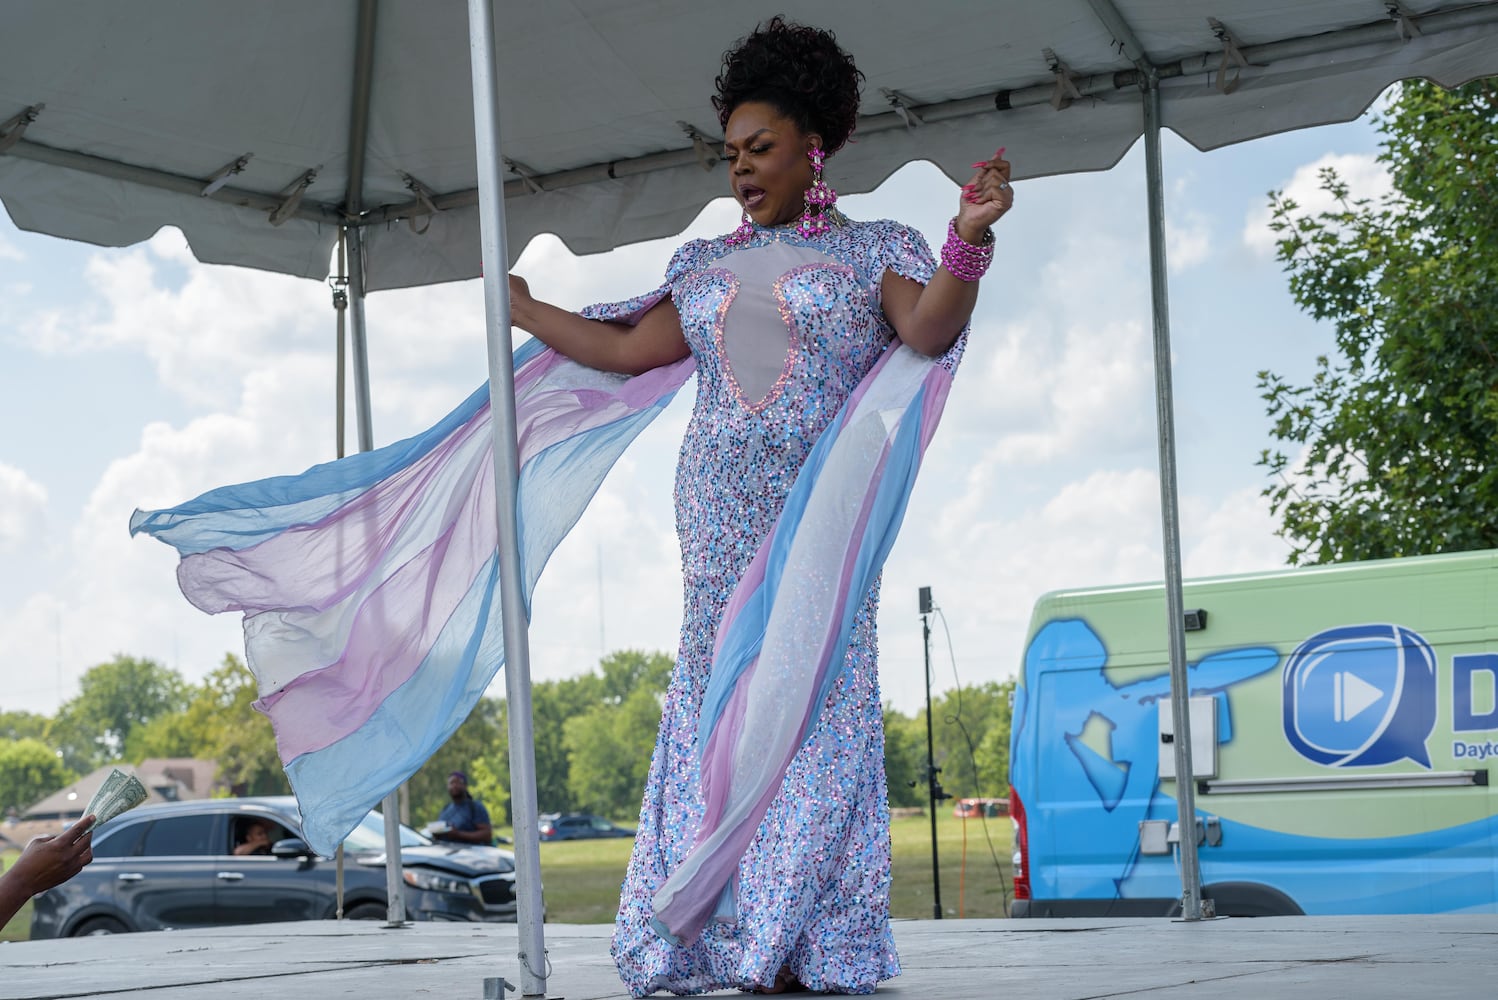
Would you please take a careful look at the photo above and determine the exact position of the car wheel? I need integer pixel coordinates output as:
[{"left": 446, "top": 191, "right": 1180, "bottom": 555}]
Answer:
[
  {"left": 344, "top": 902, "right": 387, "bottom": 921},
  {"left": 72, "top": 916, "right": 128, "bottom": 937}
]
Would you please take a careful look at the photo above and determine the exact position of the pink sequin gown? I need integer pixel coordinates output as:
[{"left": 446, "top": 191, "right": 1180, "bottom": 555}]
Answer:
[{"left": 607, "top": 217, "right": 936, "bottom": 996}]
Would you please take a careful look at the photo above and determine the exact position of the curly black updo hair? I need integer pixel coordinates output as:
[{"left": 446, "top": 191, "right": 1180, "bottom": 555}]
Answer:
[{"left": 712, "top": 17, "right": 864, "bottom": 155}]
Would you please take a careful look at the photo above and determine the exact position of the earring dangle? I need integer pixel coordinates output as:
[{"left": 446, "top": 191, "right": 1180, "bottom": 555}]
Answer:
[
  {"left": 796, "top": 147, "right": 837, "bottom": 239},
  {"left": 725, "top": 209, "right": 755, "bottom": 247}
]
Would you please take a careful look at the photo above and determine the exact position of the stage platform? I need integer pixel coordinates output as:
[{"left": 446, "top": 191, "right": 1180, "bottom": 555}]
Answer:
[{"left": 3, "top": 915, "right": 1495, "bottom": 999}]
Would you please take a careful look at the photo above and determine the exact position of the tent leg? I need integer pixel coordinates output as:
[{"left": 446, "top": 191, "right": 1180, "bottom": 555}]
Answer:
[
  {"left": 346, "top": 225, "right": 376, "bottom": 454},
  {"left": 467, "top": 0, "right": 548, "bottom": 994},
  {"left": 344, "top": 223, "right": 410, "bottom": 926},
  {"left": 1142, "top": 78, "right": 1205, "bottom": 922}
]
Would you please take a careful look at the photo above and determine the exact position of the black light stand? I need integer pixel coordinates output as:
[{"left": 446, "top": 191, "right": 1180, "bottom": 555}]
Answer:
[{"left": 918, "top": 586, "right": 950, "bottom": 918}]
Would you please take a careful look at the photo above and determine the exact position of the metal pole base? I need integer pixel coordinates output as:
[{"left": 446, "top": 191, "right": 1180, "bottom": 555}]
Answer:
[
  {"left": 1171, "top": 896, "right": 1219, "bottom": 922},
  {"left": 484, "top": 976, "right": 563, "bottom": 1000}
]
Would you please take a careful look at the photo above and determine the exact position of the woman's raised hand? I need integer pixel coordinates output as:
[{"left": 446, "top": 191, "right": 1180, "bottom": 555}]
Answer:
[{"left": 957, "top": 148, "right": 1013, "bottom": 239}]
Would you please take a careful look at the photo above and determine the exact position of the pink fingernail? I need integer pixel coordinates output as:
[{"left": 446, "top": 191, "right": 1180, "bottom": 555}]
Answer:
[
  {"left": 996, "top": 147, "right": 1006, "bottom": 157},
  {"left": 970, "top": 162, "right": 987, "bottom": 168}
]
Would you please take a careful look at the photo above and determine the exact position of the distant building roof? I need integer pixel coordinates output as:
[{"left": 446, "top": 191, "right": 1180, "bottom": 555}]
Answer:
[{"left": 23, "top": 759, "right": 222, "bottom": 820}]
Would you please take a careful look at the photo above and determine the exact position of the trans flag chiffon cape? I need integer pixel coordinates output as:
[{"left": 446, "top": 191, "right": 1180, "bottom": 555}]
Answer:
[{"left": 131, "top": 283, "right": 963, "bottom": 947}]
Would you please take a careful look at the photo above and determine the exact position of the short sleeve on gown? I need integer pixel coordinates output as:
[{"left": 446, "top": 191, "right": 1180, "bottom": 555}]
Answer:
[
  {"left": 871, "top": 219, "right": 967, "bottom": 371},
  {"left": 872, "top": 219, "right": 937, "bottom": 286},
  {"left": 576, "top": 238, "right": 713, "bottom": 326}
]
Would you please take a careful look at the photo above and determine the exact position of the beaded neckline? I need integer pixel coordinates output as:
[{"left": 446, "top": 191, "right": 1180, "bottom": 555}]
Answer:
[{"left": 726, "top": 206, "right": 850, "bottom": 246}]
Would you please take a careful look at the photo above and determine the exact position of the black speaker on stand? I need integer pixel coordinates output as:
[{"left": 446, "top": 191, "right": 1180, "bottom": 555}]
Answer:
[{"left": 917, "top": 586, "right": 949, "bottom": 918}]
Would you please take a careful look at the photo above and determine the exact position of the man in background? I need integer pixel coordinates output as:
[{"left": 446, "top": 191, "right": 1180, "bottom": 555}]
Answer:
[{"left": 432, "top": 771, "right": 493, "bottom": 846}]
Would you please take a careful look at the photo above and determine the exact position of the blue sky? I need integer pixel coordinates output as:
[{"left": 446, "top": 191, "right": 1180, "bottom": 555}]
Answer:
[{"left": 0, "top": 107, "right": 1390, "bottom": 717}]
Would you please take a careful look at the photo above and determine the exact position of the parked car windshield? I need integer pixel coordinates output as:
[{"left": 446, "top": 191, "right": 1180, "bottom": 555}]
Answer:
[{"left": 340, "top": 811, "right": 431, "bottom": 853}]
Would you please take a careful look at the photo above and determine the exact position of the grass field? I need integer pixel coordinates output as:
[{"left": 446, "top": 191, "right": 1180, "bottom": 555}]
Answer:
[
  {"left": 0, "top": 811, "right": 1013, "bottom": 941},
  {"left": 532, "top": 809, "right": 1014, "bottom": 924}
]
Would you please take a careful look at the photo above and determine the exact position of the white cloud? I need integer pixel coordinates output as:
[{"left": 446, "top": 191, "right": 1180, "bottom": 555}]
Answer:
[
  {"left": 0, "top": 462, "right": 47, "bottom": 550},
  {"left": 1242, "top": 152, "right": 1393, "bottom": 257},
  {"left": 957, "top": 232, "right": 1156, "bottom": 467},
  {"left": 0, "top": 232, "right": 23, "bottom": 261},
  {"left": 1183, "top": 486, "right": 1289, "bottom": 577},
  {"left": 2, "top": 357, "right": 336, "bottom": 713},
  {"left": 20, "top": 230, "right": 328, "bottom": 407},
  {"left": 876, "top": 466, "right": 1298, "bottom": 712},
  {"left": 1167, "top": 215, "right": 1211, "bottom": 273}
]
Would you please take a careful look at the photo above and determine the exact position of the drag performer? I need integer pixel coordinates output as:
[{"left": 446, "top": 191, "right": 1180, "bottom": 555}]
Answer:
[{"left": 508, "top": 19, "right": 1012, "bottom": 995}]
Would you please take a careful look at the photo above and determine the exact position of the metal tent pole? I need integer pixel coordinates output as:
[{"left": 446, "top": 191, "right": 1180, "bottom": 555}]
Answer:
[
  {"left": 1082, "top": 0, "right": 1204, "bottom": 921},
  {"left": 337, "top": 0, "right": 409, "bottom": 928},
  {"left": 466, "top": 0, "right": 548, "bottom": 995},
  {"left": 345, "top": 222, "right": 407, "bottom": 925},
  {"left": 1142, "top": 78, "right": 1204, "bottom": 922}
]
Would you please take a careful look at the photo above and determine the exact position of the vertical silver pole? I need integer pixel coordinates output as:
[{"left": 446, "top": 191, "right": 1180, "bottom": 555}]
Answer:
[
  {"left": 334, "top": 230, "right": 348, "bottom": 460},
  {"left": 467, "top": 0, "right": 548, "bottom": 994},
  {"left": 346, "top": 223, "right": 408, "bottom": 925},
  {"left": 346, "top": 226, "right": 375, "bottom": 454},
  {"left": 1142, "top": 78, "right": 1204, "bottom": 921}
]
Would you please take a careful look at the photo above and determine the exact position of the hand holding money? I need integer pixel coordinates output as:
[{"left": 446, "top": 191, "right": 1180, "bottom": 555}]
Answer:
[{"left": 83, "top": 768, "right": 148, "bottom": 830}]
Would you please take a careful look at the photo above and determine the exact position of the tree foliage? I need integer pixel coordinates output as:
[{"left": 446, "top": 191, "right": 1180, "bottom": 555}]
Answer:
[
  {"left": 1259, "top": 78, "right": 1498, "bottom": 564},
  {"left": 48, "top": 655, "right": 189, "bottom": 770},
  {"left": 882, "top": 705, "right": 925, "bottom": 808},
  {"left": 10, "top": 645, "right": 1014, "bottom": 831},
  {"left": 408, "top": 696, "right": 506, "bottom": 827},
  {"left": 563, "top": 651, "right": 670, "bottom": 818},
  {"left": 0, "top": 738, "right": 73, "bottom": 814},
  {"left": 126, "top": 655, "right": 287, "bottom": 795},
  {"left": 0, "top": 710, "right": 50, "bottom": 743},
  {"left": 884, "top": 680, "right": 1014, "bottom": 809},
  {"left": 452, "top": 651, "right": 673, "bottom": 827}
]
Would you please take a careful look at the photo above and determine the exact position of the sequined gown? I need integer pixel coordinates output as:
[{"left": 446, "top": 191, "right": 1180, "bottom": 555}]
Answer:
[{"left": 608, "top": 217, "right": 936, "bottom": 996}]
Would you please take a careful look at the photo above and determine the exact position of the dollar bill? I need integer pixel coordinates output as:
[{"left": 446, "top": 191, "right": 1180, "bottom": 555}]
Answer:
[{"left": 83, "top": 768, "right": 148, "bottom": 829}]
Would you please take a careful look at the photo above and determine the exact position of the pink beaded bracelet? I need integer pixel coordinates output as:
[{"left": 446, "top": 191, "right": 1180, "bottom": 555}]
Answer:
[{"left": 940, "top": 218, "right": 994, "bottom": 281}]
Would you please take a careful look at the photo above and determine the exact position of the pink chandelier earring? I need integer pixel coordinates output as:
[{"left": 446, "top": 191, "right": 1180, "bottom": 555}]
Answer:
[
  {"left": 725, "top": 209, "right": 755, "bottom": 247},
  {"left": 796, "top": 146, "right": 837, "bottom": 239}
]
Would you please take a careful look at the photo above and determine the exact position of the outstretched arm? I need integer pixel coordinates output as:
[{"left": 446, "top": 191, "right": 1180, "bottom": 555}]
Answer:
[
  {"left": 881, "top": 150, "right": 1014, "bottom": 357},
  {"left": 0, "top": 817, "right": 94, "bottom": 930},
  {"left": 509, "top": 275, "right": 690, "bottom": 375}
]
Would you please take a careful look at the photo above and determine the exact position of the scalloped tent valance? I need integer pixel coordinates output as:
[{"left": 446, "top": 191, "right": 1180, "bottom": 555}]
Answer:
[{"left": 3, "top": 0, "right": 1496, "bottom": 290}]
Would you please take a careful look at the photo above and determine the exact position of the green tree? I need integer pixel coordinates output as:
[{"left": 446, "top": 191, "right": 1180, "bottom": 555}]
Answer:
[
  {"left": 923, "top": 681, "right": 1012, "bottom": 801},
  {"left": 0, "top": 710, "right": 50, "bottom": 743},
  {"left": 470, "top": 705, "right": 512, "bottom": 827},
  {"left": 0, "top": 738, "right": 74, "bottom": 814},
  {"left": 465, "top": 650, "right": 674, "bottom": 826},
  {"left": 127, "top": 655, "right": 287, "bottom": 796},
  {"left": 1258, "top": 78, "right": 1498, "bottom": 564},
  {"left": 564, "top": 685, "right": 663, "bottom": 817},
  {"left": 408, "top": 696, "right": 506, "bottom": 827},
  {"left": 882, "top": 705, "right": 924, "bottom": 809},
  {"left": 48, "top": 655, "right": 188, "bottom": 770},
  {"left": 596, "top": 650, "right": 674, "bottom": 707}
]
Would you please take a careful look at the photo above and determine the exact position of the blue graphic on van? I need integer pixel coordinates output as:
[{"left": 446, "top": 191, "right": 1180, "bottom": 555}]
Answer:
[
  {"left": 1282, "top": 624, "right": 1436, "bottom": 768},
  {"left": 1010, "top": 619, "right": 1279, "bottom": 900}
]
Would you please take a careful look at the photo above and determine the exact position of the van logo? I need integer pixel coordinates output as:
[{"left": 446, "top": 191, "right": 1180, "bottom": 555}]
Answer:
[{"left": 1282, "top": 624, "right": 1436, "bottom": 768}]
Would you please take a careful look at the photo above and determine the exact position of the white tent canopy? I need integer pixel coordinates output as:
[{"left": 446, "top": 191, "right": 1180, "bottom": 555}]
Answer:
[
  {"left": 3, "top": 1, "right": 1496, "bottom": 290},
  {"left": 4, "top": 2, "right": 1498, "bottom": 995}
]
